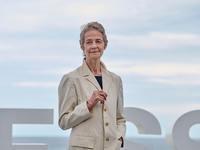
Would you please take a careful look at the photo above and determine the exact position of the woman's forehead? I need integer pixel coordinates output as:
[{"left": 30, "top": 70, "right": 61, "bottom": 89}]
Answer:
[{"left": 84, "top": 29, "right": 103, "bottom": 40}]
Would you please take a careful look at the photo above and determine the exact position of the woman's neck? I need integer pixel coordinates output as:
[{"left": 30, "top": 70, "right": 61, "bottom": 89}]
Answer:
[{"left": 85, "top": 58, "right": 102, "bottom": 76}]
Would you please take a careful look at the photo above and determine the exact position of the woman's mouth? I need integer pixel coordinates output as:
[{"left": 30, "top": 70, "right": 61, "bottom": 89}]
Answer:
[{"left": 90, "top": 51, "right": 99, "bottom": 53}]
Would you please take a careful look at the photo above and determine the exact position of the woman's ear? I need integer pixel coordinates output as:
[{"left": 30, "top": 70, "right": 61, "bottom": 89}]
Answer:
[
  {"left": 80, "top": 41, "right": 84, "bottom": 50},
  {"left": 104, "top": 40, "right": 108, "bottom": 50},
  {"left": 81, "top": 46, "right": 83, "bottom": 51},
  {"left": 80, "top": 43, "right": 84, "bottom": 51}
]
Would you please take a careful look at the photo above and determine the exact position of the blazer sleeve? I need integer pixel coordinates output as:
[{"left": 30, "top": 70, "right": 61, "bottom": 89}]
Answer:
[
  {"left": 116, "top": 76, "right": 126, "bottom": 145},
  {"left": 58, "top": 75, "right": 92, "bottom": 130}
]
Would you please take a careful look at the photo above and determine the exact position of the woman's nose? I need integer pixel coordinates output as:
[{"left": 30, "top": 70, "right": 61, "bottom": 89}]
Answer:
[{"left": 91, "top": 42, "right": 97, "bottom": 48}]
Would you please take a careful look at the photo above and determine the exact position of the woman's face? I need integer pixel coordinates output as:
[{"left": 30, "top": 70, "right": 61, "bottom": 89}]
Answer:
[{"left": 81, "top": 29, "right": 106, "bottom": 61}]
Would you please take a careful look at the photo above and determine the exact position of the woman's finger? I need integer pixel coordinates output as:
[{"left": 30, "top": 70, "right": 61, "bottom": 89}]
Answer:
[{"left": 98, "top": 90, "right": 107, "bottom": 100}]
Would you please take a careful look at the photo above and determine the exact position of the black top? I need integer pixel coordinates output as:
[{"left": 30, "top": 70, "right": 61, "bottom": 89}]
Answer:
[{"left": 95, "top": 76, "right": 103, "bottom": 89}]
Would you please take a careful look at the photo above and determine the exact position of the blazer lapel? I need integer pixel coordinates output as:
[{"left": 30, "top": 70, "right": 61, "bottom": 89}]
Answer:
[
  {"left": 101, "top": 61, "right": 111, "bottom": 94},
  {"left": 82, "top": 59, "right": 101, "bottom": 90}
]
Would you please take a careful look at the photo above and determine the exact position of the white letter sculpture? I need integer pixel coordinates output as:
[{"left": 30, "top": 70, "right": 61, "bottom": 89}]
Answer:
[
  {"left": 166, "top": 110, "right": 200, "bottom": 150},
  {"left": 123, "top": 107, "right": 161, "bottom": 150},
  {"left": 0, "top": 109, "right": 53, "bottom": 150}
]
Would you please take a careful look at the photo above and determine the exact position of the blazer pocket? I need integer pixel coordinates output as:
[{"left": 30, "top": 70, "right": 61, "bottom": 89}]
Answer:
[
  {"left": 116, "top": 140, "right": 122, "bottom": 150},
  {"left": 71, "top": 135, "right": 95, "bottom": 149}
]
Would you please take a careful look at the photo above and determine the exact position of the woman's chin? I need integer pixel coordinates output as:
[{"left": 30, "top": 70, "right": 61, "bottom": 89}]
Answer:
[{"left": 88, "top": 54, "right": 102, "bottom": 60}]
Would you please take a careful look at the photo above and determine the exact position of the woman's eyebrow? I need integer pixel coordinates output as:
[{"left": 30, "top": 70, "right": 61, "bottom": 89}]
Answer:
[
  {"left": 96, "top": 39, "right": 103, "bottom": 41},
  {"left": 85, "top": 39, "right": 92, "bottom": 41}
]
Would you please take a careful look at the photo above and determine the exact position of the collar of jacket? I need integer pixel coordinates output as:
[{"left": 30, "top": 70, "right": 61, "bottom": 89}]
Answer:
[{"left": 82, "top": 59, "right": 111, "bottom": 93}]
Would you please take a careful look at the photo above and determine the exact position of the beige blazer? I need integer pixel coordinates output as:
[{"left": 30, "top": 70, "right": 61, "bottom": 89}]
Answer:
[{"left": 58, "top": 59, "right": 126, "bottom": 150}]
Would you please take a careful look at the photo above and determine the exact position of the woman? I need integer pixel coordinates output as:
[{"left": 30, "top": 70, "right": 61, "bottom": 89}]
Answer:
[{"left": 58, "top": 22, "right": 126, "bottom": 150}]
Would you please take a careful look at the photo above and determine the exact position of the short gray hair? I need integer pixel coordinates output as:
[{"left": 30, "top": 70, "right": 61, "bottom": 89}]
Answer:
[{"left": 80, "top": 22, "right": 108, "bottom": 52}]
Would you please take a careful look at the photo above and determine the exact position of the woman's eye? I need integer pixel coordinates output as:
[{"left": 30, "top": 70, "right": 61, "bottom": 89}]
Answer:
[{"left": 86, "top": 41, "right": 91, "bottom": 44}]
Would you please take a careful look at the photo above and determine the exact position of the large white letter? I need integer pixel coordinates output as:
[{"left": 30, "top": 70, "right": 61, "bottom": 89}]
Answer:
[
  {"left": 166, "top": 110, "right": 200, "bottom": 150},
  {"left": 0, "top": 109, "right": 53, "bottom": 150},
  {"left": 123, "top": 107, "right": 161, "bottom": 150}
]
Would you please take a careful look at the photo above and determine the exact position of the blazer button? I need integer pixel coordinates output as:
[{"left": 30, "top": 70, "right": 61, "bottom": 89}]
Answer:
[
  {"left": 105, "top": 123, "right": 109, "bottom": 126},
  {"left": 106, "top": 138, "right": 109, "bottom": 141},
  {"left": 104, "top": 108, "right": 107, "bottom": 111}
]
